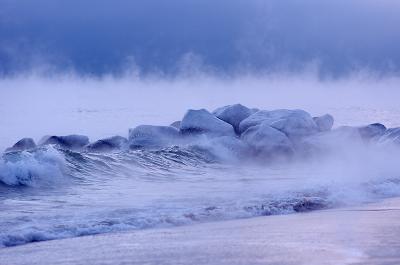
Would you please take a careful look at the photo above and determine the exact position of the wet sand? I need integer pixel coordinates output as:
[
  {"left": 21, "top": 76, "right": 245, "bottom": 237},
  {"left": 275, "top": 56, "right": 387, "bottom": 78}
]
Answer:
[{"left": 1, "top": 198, "right": 400, "bottom": 265}]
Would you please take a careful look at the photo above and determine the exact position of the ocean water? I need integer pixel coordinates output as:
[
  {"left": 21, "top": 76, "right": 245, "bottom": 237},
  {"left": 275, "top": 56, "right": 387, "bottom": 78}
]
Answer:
[
  {"left": 1, "top": 115, "right": 400, "bottom": 247},
  {"left": 1, "top": 76, "right": 400, "bottom": 248}
]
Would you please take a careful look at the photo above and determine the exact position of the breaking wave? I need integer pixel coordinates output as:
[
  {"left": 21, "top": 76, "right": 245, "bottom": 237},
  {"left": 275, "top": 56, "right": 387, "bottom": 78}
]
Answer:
[{"left": 0, "top": 147, "right": 66, "bottom": 186}]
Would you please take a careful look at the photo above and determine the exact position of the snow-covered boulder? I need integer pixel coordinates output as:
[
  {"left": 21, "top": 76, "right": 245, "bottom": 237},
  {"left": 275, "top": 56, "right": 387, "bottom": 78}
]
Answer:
[
  {"left": 86, "top": 136, "right": 128, "bottom": 152},
  {"left": 239, "top": 109, "right": 318, "bottom": 139},
  {"left": 180, "top": 109, "right": 235, "bottom": 137},
  {"left": 313, "top": 114, "right": 334, "bottom": 132},
  {"left": 378, "top": 127, "right": 400, "bottom": 146},
  {"left": 212, "top": 104, "right": 254, "bottom": 133},
  {"left": 241, "top": 122, "right": 294, "bottom": 157},
  {"left": 39, "top": 135, "right": 89, "bottom": 150},
  {"left": 129, "top": 125, "right": 180, "bottom": 149},
  {"left": 5, "top": 138, "right": 36, "bottom": 152}
]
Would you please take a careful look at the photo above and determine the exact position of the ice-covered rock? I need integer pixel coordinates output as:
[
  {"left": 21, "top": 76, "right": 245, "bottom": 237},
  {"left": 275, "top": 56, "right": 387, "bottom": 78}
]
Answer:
[
  {"left": 241, "top": 122, "right": 294, "bottom": 157},
  {"left": 129, "top": 125, "right": 180, "bottom": 149},
  {"left": 313, "top": 114, "right": 334, "bottom": 132},
  {"left": 180, "top": 109, "right": 235, "bottom": 137},
  {"left": 86, "top": 136, "right": 128, "bottom": 152},
  {"left": 212, "top": 104, "right": 254, "bottom": 133},
  {"left": 5, "top": 138, "right": 36, "bottom": 152},
  {"left": 239, "top": 109, "right": 318, "bottom": 139},
  {"left": 170, "top": 121, "right": 181, "bottom": 129},
  {"left": 39, "top": 135, "right": 89, "bottom": 150},
  {"left": 358, "top": 123, "right": 386, "bottom": 141},
  {"left": 378, "top": 127, "right": 400, "bottom": 146}
]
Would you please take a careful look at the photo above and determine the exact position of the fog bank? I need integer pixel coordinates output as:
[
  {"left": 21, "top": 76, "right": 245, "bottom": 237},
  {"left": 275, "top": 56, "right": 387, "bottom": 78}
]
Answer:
[{"left": 1, "top": 72, "right": 400, "bottom": 150}]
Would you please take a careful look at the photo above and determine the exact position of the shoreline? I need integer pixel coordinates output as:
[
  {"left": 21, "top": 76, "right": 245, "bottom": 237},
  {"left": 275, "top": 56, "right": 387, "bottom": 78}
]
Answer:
[{"left": 1, "top": 198, "right": 400, "bottom": 264}]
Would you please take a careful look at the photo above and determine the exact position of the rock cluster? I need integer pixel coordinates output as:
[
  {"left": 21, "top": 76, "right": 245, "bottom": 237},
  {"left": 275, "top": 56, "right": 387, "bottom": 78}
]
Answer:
[{"left": 5, "top": 104, "right": 400, "bottom": 161}]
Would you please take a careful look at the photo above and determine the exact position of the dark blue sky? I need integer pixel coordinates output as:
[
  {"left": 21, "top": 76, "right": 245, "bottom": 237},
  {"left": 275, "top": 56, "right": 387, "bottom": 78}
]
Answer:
[{"left": 1, "top": 0, "right": 399, "bottom": 77}]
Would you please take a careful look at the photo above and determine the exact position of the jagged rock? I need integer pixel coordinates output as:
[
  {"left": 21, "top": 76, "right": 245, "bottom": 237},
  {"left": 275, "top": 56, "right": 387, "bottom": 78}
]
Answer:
[
  {"left": 239, "top": 109, "right": 318, "bottom": 139},
  {"left": 170, "top": 121, "right": 181, "bottom": 129},
  {"left": 313, "top": 114, "right": 334, "bottom": 132},
  {"left": 129, "top": 125, "right": 180, "bottom": 149},
  {"left": 5, "top": 138, "right": 36, "bottom": 152},
  {"left": 212, "top": 104, "right": 253, "bottom": 133},
  {"left": 86, "top": 136, "right": 128, "bottom": 152},
  {"left": 39, "top": 135, "right": 89, "bottom": 150},
  {"left": 180, "top": 109, "right": 235, "bottom": 137},
  {"left": 241, "top": 122, "right": 294, "bottom": 157}
]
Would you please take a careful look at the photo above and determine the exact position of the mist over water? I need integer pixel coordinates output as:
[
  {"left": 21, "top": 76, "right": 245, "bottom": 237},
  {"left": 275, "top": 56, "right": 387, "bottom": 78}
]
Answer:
[{"left": 1, "top": 71, "right": 400, "bottom": 151}]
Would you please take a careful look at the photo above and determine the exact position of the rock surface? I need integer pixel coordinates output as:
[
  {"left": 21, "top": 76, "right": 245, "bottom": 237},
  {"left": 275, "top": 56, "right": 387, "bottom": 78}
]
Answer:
[
  {"left": 313, "top": 114, "right": 334, "bottom": 132},
  {"left": 86, "top": 136, "right": 128, "bottom": 152},
  {"left": 5, "top": 138, "right": 36, "bottom": 152},
  {"left": 180, "top": 109, "right": 235, "bottom": 137},
  {"left": 358, "top": 123, "right": 386, "bottom": 141},
  {"left": 170, "top": 121, "right": 181, "bottom": 129},
  {"left": 241, "top": 122, "right": 294, "bottom": 157},
  {"left": 213, "top": 104, "right": 253, "bottom": 133},
  {"left": 129, "top": 125, "right": 180, "bottom": 149},
  {"left": 239, "top": 109, "right": 318, "bottom": 139},
  {"left": 39, "top": 135, "right": 89, "bottom": 150}
]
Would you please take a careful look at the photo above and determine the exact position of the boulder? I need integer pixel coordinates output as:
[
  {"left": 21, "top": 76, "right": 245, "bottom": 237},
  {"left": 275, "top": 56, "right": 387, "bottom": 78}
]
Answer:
[
  {"left": 180, "top": 109, "right": 235, "bottom": 137},
  {"left": 86, "top": 136, "right": 128, "bottom": 152},
  {"left": 313, "top": 114, "right": 334, "bottom": 132},
  {"left": 170, "top": 121, "right": 181, "bottom": 129},
  {"left": 129, "top": 125, "right": 180, "bottom": 149},
  {"left": 239, "top": 109, "right": 318, "bottom": 139},
  {"left": 270, "top": 115, "right": 318, "bottom": 140},
  {"left": 212, "top": 104, "right": 253, "bottom": 133},
  {"left": 5, "top": 138, "right": 36, "bottom": 152},
  {"left": 39, "top": 135, "right": 89, "bottom": 150},
  {"left": 241, "top": 122, "right": 294, "bottom": 157},
  {"left": 358, "top": 123, "right": 386, "bottom": 141}
]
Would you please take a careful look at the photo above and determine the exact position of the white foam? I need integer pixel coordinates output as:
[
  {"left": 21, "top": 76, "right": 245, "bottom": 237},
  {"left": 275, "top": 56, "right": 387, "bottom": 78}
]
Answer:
[{"left": 0, "top": 146, "right": 66, "bottom": 186}]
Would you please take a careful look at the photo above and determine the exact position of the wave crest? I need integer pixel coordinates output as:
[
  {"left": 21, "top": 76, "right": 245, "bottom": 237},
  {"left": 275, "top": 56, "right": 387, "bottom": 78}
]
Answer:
[{"left": 0, "top": 147, "right": 66, "bottom": 186}]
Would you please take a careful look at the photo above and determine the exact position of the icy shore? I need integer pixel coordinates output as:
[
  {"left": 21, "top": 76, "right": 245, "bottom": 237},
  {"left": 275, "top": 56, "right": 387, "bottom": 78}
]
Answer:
[{"left": 1, "top": 198, "right": 400, "bottom": 265}]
